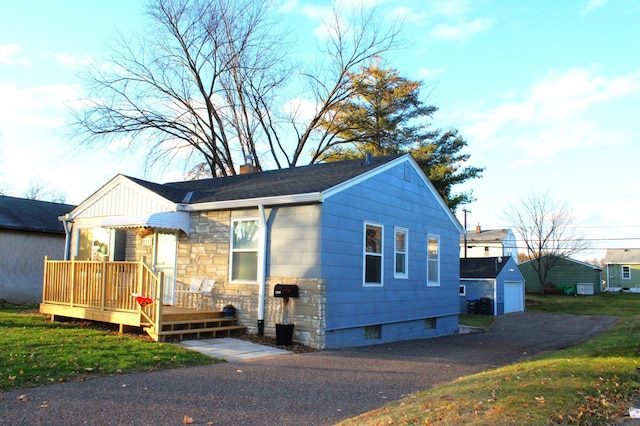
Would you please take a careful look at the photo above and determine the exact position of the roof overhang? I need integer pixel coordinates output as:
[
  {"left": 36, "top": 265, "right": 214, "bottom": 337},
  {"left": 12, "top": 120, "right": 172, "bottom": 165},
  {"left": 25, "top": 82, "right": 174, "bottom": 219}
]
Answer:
[
  {"left": 181, "top": 192, "right": 323, "bottom": 211},
  {"left": 101, "top": 211, "right": 190, "bottom": 235}
]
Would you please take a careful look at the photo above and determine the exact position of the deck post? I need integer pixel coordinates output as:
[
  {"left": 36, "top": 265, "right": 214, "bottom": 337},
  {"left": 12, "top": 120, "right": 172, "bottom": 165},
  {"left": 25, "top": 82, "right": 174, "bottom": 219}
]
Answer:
[
  {"left": 42, "top": 256, "right": 49, "bottom": 306},
  {"left": 138, "top": 256, "right": 146, "bottom": 296},
  {"left": 70, "top": 257, "right": 76, "bottom": 306},
  {"left": 101, "top": 260, "right": 107, "bottom": 311},
  {"left": 155, "top": 271, "right": 164, "bottom": 339}
]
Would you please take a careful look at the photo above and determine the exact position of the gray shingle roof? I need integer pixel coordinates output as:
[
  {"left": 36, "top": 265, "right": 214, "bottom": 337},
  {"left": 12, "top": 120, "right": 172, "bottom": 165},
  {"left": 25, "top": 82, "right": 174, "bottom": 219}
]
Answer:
[
  {"left": 463, "top": 229, "right": 511, "bottom": 243},
  {"left": 603, "top": 249, "right": 640, "bottom": 264},
  {"left": 0, "top": 196, "right": 76, "bottom": 234},
  {"left": 129, "top": 154, "right": 403, "bottom": 204},
  {"left": 460, "top": 257, "right": 509, "bottom": 279}
]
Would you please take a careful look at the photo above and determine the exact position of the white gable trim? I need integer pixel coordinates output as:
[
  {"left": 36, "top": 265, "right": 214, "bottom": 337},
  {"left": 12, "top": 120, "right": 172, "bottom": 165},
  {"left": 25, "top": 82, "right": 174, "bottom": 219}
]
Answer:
[
  {"left": 322, "top": 154, "right": 464, "bottom": 233},
  {"left": 70, "top": 175, "right": 178, "bottom": 219}
]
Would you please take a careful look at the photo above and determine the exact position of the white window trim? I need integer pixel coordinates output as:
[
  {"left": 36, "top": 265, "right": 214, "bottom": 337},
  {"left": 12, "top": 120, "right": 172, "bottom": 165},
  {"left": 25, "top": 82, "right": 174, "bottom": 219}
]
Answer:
[
  {"left": 229, "top": 217, "right": 260, "bottom": 284},
  {"left": 394, "top": 227, "right": 409, "bottom": 279},
  {"left": 363, "top": 221, "right": 384, "bottom": 287},
  {"left": 622, "top": 265, "right": 631, "bottom": 280},
  {"left": 427, "top": 233, "right": 440, "bottom": 287}
]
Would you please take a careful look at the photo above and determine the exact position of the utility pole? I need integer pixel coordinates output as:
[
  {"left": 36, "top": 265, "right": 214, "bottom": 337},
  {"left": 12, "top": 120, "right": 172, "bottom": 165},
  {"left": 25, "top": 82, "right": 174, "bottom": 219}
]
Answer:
[{"left": 462, "top": 208, "right": 470, "bottom": 258}]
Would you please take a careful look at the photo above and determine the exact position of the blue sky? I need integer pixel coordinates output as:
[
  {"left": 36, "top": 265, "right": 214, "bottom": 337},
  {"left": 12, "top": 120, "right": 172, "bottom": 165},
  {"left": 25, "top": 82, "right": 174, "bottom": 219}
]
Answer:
[{"left": 1, "top": 0, "right": 639, "bottom": 260}]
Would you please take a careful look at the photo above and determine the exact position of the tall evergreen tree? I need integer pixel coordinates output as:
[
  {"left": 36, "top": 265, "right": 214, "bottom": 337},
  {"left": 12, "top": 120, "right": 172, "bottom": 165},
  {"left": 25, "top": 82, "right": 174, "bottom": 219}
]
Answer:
[{"left": 319, "top": 64, "right": 483, "bottom": 211}]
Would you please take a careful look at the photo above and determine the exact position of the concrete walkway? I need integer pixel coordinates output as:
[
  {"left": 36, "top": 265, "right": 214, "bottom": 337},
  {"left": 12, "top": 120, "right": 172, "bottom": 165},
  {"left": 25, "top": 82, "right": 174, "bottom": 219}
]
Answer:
[{"left": 179, "top": 337, "right": 292, "bottom": 361}]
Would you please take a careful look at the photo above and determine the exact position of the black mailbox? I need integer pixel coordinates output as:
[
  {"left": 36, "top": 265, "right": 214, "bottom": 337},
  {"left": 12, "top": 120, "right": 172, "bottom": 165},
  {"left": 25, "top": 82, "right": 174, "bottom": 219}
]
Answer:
[{"left": 274, "top": 284, "right": 299, "bottom": 298}]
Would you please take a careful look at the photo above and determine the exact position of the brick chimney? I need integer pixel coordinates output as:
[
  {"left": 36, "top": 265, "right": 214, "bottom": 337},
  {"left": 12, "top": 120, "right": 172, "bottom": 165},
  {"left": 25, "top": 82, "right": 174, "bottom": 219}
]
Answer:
[
  {"left": 239, "top": 163, "right": 256, "bottom": 174},
  {"left": 476, "top": 224, "right": 481, "bottom": 234},
  {"left": 239, "top": 154, "right": 256, "bottom": 174}
]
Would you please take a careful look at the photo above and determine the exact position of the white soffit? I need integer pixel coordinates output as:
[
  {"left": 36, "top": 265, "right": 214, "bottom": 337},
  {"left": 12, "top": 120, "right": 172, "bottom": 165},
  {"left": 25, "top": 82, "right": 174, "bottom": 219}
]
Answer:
[{"left": 102, "top": 211, "right": 190, "bottom": 235}]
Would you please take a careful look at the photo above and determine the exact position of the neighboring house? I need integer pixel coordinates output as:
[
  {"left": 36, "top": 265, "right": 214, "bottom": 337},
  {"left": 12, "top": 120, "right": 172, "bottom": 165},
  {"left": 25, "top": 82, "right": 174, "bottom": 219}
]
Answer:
[
  {"left": 603, "top": 249, "right": 640, "bottom": 292},
  {"left": 519, "top": 255, "right": 603, "bottom": 294},
  {"left": 459, "top": 256, "right": 525, "bottom": 316},
  {"left": 460, "top": 225, "right": 517, "bottom": 261},
  {"left": 44, "top": 154, "right": 464, "bottom": 349},
  {"left": 0, "top": 195, "right": 75, "bottom": 303}
]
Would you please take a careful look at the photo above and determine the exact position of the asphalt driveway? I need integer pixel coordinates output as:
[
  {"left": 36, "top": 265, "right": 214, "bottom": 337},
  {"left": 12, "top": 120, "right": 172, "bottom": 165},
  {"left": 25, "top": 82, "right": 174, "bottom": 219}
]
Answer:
[{"left": 0, "top": 312, "right": 618, "bottom": 426}]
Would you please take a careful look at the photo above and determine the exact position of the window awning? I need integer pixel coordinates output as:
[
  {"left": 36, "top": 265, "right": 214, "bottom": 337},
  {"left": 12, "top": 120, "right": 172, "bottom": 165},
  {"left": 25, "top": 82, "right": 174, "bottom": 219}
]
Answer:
[{"left": 102, "top": 211, "right": 190, "bottom": 235}]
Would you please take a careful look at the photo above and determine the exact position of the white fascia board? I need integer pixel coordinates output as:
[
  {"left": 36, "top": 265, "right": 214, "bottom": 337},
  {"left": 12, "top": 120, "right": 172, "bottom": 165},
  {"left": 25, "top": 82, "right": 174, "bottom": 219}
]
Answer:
[
  {"left": 182, "top": 192, "right": 322, "bottom": 212},
  {"left": 322, "top": 154, "right": 465, "bottom": 234}
]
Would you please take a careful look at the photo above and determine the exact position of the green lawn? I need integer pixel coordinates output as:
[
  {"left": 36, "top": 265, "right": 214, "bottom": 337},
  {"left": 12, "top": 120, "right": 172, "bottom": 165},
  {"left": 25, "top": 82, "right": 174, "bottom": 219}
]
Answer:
[
  {"left": 0, "top": 302, "right": 219, "bottom": 391},
  {"left": 339, "top": 293, "right": 640, "bottom": 425}
]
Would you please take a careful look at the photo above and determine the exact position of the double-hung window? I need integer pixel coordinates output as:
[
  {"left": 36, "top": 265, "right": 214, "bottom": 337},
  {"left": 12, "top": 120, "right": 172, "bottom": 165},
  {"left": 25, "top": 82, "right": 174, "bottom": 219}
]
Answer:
[
  {"left": 622, "top": 265, "right": 631, "bottom": 280},
  {"left": 427, "top": 234, "right": 440, "bottom": 286},
  {"left": 394, "top": 227, "right": 408, "bottom": 279},
  {"left": 364, "top": 222, "right": 383, "bottom": 286},
  {"left": 230, "top": 218, "right": 259, "bottom": 282}
]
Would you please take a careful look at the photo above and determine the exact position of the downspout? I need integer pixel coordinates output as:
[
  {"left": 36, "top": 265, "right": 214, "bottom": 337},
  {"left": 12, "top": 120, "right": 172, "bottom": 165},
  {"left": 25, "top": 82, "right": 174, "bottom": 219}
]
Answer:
[
  {"left": 493, "top": 278, "right": 498, "bottom": 316},
  {"left": 59, "top": 214, "right": 73, "bottom": 261},
  {"left": 257, "top": 204, "right": 267, "bottom": 336}
]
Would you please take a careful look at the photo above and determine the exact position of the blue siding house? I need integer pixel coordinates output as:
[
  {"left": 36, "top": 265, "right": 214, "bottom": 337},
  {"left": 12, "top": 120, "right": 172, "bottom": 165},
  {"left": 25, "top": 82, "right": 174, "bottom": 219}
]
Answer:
[{"left": 54, "top": 154, "right": 463, "bottom": 349}]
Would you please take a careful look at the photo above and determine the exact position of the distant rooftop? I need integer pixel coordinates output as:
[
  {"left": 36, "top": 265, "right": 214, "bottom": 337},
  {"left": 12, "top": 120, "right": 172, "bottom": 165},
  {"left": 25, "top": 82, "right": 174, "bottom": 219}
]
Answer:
[
  {"left": 0, "top": 195, "right": 76, "bottom": 234},
  {"left": 603, "top": 249, "right": 640, "bottom": 264},
  {"left": 462, "top": 226, "right": 512, "bottom": 243},
  {"left": 460, "top": 257, "right": 511, "bottom": 279}
]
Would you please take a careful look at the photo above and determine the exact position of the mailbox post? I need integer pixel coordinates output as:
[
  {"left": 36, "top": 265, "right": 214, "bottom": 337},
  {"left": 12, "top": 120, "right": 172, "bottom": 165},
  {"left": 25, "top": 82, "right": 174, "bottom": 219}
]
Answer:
[{"left": 273, "top": 284, "right": 299, "bottom": 345}]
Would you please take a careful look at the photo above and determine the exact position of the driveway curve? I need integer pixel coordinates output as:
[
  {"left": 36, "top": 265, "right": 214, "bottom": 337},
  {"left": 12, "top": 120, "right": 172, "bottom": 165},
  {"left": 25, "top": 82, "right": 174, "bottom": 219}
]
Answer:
[{"left": 0, "top": 312, "right": 618, "bottom": 426}]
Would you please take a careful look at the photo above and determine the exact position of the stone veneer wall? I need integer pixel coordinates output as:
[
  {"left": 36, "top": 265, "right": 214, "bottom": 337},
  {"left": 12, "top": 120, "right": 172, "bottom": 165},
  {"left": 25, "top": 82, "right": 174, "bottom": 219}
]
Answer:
[
  {"left": 265, "top": 277, "right": 327, "bottom": 349},
  {"left": 172, "top": 210, "right": 328, "bottom": 349}
]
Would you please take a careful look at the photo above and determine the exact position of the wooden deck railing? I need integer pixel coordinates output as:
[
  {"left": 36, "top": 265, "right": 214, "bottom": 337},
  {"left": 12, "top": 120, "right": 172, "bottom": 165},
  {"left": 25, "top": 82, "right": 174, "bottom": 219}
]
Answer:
[{"left": 42, "top": 257, "right": 163, "bottom": 330}]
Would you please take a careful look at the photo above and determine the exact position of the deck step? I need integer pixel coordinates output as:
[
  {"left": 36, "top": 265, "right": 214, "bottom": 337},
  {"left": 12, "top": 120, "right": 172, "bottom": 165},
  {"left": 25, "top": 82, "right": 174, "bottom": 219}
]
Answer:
[
  {"left": 161, "top": 318, "right": 237, "bottom": 327},
  {"left": 158, "top": 324, "right": 247, "bottom": 337}
]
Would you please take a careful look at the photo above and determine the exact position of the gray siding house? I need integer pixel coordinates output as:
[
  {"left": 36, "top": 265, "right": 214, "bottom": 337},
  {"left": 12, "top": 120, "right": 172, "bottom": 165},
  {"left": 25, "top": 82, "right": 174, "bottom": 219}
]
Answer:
[
  {"left": 0, "top": 196, "right": 75, "bottom": 303},
  {"left": 57, "top": 154, "right": 464, "bottom": 349},
  {"left": 460, "top": 256, "right": 525, "bottom": 315}
]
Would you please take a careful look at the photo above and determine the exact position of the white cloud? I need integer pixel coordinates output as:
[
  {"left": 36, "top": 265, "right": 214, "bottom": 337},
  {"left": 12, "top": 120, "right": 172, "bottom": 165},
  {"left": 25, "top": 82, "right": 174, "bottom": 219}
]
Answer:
[
  {"left": 464, "top": 67, "right": 640, "bottom": 156},
  {"left": 281, "top": 97, "right": 318, "bottom": 122},
  {"left": 0, "top": 83, "right": 80, "bottom": 129},
  {"left": 55, "top": 52, "right": 92, "bottom": 70},
  {"left": 425, "top": 0, "right": 474, "bottom": 19},
  {"left": 0, "top": 43, "right": 29, "bottom": 65},
  {"left": 582, "top": 0, "right": 608, "bottom": 13},
  {"left": 429, "top": 17, "right": 495, "bottom": 41},
  {"left": 416, "top": 67, "right": 445, "bottom": 80}
]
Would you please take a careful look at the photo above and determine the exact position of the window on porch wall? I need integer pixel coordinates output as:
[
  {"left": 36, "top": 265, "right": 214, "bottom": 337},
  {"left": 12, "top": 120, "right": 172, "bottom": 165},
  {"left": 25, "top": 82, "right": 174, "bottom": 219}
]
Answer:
[
  {"left": 77, "top": 228, "right": 110, "bottom": 261},
  {"left": 231, "top": 218, "right": 259, "bottom": 282}
]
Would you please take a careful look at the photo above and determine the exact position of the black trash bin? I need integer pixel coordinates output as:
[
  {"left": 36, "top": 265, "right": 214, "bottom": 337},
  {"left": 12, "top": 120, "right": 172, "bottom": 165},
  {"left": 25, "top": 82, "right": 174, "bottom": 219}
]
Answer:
[
  {"left": 479, "top": 297, "right": 493, "bottom": 315},
  {"left": 275, "top": 323, "right": 295, "bottom": 346},
  {"left": 466, "top": 297, "right": 479, "bottom": 314}
]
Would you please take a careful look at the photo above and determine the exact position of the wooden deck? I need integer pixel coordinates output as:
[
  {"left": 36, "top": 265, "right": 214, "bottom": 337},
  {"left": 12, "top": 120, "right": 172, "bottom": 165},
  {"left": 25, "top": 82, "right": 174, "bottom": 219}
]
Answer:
[{"left": 41, "top": 257, "right": 245, "bottom": 341}]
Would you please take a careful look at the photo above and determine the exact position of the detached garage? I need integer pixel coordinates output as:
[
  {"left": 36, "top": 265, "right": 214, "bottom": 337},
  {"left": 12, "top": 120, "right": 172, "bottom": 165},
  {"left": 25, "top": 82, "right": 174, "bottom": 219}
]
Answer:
[{"left": 460, "top": 257, "right": 525, "bottom": 316}]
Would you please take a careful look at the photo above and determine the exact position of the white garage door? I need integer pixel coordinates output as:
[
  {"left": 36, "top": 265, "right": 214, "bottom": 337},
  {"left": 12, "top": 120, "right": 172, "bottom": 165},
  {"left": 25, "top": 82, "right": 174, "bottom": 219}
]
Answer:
[{"left": 504, "top": 281, "right": 524, "bottom": 313}]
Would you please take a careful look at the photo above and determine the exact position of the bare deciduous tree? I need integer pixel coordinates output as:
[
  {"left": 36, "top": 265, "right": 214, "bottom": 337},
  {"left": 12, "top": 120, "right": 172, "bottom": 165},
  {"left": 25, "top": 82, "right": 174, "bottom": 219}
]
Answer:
[
  {"left": 504, "top": 191, "right": 587, "bottom": 295},
  {"left": 25, "top": 178, "right": 67, "bottom": 203},
  {"left": 72, "top": 0, "right": 400, "bottom": 177}
]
